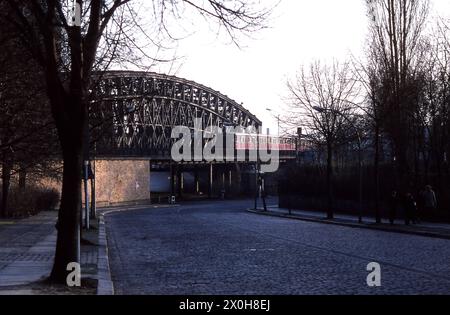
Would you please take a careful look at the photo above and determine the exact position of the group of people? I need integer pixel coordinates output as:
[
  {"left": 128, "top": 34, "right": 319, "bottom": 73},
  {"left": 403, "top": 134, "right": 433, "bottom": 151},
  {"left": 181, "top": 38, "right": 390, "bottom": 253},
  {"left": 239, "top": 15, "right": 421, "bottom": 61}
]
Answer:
[{"left": 388, "top": 185, "right": 437, "bottom": 225}]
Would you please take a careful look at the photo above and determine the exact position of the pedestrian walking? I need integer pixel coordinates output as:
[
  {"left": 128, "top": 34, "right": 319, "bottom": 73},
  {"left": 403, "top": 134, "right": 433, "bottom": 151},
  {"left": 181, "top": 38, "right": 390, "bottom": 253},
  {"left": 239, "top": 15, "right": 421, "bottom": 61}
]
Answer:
[
  {"left": 388, "top": 190, "right": 398, "bottom": 225},
  {"left": 404, "top": 193, "right": 418, "bottom": 225},
  {"left": 420, "top": 185, "right": 437, "bottom": 220},
  {"left": 417, "top": 187, "right": 426, "bottom": 224}
]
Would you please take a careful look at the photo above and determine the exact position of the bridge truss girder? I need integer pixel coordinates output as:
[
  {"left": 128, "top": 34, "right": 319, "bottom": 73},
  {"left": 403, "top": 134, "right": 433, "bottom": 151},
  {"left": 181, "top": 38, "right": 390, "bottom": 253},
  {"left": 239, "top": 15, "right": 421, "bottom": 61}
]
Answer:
[{"left": 90, "top": 71, "right": 261, "bottom": 160}]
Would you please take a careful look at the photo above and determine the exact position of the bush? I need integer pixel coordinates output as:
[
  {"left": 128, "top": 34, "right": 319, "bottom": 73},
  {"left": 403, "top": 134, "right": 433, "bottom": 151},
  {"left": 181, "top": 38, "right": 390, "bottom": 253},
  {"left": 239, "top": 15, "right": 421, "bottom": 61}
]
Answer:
[
  {"left": 5, "top": 186, "right": 60, "bottom": 218},
  {"left": 35, "top": 189, "right": 60, "bottom": 212}
]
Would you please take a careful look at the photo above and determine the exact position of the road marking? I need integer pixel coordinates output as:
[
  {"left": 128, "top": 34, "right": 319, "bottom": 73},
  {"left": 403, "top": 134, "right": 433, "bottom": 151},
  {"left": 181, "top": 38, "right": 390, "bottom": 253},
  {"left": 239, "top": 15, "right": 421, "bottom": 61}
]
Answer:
[{"left": 245, "top": 248, "right": 275, "bottom": 252}]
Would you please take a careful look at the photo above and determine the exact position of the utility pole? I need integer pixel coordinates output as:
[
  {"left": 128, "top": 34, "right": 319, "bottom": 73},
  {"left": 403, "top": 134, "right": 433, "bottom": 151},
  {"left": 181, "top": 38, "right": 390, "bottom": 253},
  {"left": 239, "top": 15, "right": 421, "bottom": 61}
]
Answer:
[
  {"left": 70, "top": 0, "right": 82, "bottom": 263},
  {"left": 82, "top": 104, "right": 90, "bottom": 229},
  {"left": 90, "top": 143, "right": 96, "bottom": 219},
  {"left": 253, "top": 126, "right": 267, "bottom": 211}
]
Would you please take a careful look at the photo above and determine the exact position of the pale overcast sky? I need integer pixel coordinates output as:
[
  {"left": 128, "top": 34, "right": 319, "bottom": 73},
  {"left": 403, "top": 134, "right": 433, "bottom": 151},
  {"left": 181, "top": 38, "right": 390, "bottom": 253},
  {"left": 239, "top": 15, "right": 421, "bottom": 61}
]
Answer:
[{"left": 151, "top": 0, "right": 450, "bottom": 133}]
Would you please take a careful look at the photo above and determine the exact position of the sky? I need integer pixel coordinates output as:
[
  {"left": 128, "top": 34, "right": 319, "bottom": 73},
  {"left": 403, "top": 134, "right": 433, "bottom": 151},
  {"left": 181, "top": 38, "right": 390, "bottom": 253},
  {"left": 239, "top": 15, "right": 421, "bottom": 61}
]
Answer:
[{"left": 151, "top": 0, "right": 450, "bottom": 134}]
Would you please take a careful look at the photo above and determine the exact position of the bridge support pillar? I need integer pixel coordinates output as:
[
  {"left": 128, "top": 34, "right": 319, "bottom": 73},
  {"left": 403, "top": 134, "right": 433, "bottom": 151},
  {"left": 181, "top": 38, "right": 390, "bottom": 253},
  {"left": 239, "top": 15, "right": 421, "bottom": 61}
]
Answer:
[
  {"left": 220, "top": 169, "right": 226, "bottom": 199},
  {"left": 194, "top": 169, "right": 200, "bottom": 194},
  {"left": 235, "top": 164, "right": 242, "bottom": 196},
  {"left": 176, "top": 167, "right": 183, "bottom": 199},
  {"left": 222, "top": 170, "right": 225, "bottom": 187},
  {"left": 170, "top": 164, "right": 176, "bottom": 203},
  {"left": 208, "top": 163, "right": 213, "bottom": 199}
]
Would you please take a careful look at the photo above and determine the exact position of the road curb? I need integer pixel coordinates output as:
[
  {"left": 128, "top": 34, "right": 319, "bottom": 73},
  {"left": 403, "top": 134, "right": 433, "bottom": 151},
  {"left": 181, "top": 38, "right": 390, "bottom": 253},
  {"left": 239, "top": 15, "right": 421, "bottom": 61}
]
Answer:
[
  {"left": 96, "top": 214, "right": 114, "bottom": 295},
  {"left": 247, "top": 209, "right": 450, "bottom": 240}
]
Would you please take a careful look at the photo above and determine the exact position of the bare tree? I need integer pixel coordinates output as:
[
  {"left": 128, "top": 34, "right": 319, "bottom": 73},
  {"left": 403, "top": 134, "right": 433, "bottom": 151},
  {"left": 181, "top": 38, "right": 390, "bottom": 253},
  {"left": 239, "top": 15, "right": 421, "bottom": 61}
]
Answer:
[
  {"left": 286, "top": 61, "right": 360, "bottom": 219},
  {"left": 351, "top": 39, "right": 397, "bottom": 223},
  {"left": 366, "top": 0, "right": 430, "bottom": 191},
  {"left": 3, "top": 0, "right": 272, "bottom": 283},
  {"left": 0, "top": 2, "right": 59, "bottom": 218},
  {"left": 414, "top": 18, "right": 450, "bottom": 192}
]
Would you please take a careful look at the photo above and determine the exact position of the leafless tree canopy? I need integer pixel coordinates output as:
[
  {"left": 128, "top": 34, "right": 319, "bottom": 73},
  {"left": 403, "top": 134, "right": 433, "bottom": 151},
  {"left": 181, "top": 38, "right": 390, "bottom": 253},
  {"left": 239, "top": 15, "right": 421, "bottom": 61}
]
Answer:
[
  {"left": 282, "top": 0, "right": 450, "bottom": 221},
  {"left": 285, "top": 61, "right": 362, "bottom": 219},
  {"left": 367, "top": 0, "right": 429, "bottom": 80},
  {"left": 286, "top": 61, "right": 360, "bottom": 146}
]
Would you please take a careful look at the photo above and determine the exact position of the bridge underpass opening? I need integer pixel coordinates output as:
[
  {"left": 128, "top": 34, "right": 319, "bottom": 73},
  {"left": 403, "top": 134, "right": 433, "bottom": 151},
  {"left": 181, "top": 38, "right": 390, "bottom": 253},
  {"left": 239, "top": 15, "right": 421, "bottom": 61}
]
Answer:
[
  {"left": 85, "top": 159, "right": 259, "bottom": 206},
  {"left": 149, "top": 162, "right": 252, "bottom": 202}
]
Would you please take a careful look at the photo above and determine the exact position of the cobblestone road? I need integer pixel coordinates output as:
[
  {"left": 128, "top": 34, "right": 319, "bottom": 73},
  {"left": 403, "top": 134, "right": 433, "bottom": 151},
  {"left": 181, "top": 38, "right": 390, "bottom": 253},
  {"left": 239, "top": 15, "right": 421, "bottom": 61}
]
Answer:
[{"left": 106, "top": 200, "right": 450, "bottom": 295}]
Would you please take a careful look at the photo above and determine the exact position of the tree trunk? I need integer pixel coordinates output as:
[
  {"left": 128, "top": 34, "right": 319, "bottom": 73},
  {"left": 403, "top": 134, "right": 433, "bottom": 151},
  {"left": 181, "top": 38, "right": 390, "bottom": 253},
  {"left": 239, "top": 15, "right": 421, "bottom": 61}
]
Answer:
[
  {"left": 1, "top": 160, "right": 12, "bottom": 218},
  {"left": 18, "top": 166, "right": 26, "bottom": 191},
  {"left": 49, "top": 96, "right": 84, "bottom": 284},
  {"left": 49, "top": 132, "right": 83, "bottom": 283},
  {"left": 395, "top": 143, "right": 409, "bottom": 194},
  {"left": 47, "top": 9, "right": 86, "bottom": 282},
  {"left": 326, "top": 142, "right": 334, "bottom": 219},
  {"left": 374, "top": 123, "right": 381, "bottom": 223}
]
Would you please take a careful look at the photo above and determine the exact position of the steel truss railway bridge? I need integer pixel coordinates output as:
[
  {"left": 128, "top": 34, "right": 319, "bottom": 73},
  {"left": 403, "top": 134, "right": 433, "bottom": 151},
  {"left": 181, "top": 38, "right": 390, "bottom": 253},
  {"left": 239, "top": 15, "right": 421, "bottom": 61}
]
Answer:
[{"left": 88, "top": 71, "right": 300, "bottom": 205}]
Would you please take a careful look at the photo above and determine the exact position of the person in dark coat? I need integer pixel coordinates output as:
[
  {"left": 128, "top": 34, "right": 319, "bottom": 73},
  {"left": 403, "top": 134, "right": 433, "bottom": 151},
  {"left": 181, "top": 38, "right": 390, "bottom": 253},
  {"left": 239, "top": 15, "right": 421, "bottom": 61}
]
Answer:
[
  {"left": 388, "top": 190, "right": 398, "bottom": 225},
  {"left": 420, "top": 185, "right": 437, "bottom": 221},
  {"left": 417, "top": 187, "right": 425, "bottom": 224},
  {"left": 404, "top": 193, "right": 417, "bottom": 225}
]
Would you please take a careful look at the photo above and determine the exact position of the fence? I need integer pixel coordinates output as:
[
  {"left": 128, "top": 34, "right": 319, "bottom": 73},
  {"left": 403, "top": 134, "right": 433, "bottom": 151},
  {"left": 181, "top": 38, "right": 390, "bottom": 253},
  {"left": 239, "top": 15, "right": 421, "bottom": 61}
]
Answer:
[{"left": 278, "top": 164, "right": 450, "bottom": 223}]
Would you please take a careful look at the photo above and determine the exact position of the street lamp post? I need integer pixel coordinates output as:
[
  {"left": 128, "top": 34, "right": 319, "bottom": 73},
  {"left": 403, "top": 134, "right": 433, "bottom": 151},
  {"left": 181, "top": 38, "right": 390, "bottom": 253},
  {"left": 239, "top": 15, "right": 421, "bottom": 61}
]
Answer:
[
  {"left": 357, "top": 136, "right": 363, "bottom": 224},
  {"left": 313, "top": 107, "right": 364, "bottom": 223},
  {"left": 82, "top": 111, "right": 91, "bottom": 230},
  {"left": 222, "top": 122, "right": 237, "bottom": 199},
  {"left": 266, "top": 108, "right": 280, "bottom": 136}
]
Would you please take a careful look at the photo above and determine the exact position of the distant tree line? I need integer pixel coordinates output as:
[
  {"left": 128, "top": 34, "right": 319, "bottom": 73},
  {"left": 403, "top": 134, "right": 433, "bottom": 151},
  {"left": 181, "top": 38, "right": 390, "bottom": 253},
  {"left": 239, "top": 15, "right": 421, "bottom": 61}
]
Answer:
[
  {"left": 0, "top": 2, "right": 60, "bottom": 218},
  {"left": 283, "top": 0, "right": 450, "bottom": 222}
]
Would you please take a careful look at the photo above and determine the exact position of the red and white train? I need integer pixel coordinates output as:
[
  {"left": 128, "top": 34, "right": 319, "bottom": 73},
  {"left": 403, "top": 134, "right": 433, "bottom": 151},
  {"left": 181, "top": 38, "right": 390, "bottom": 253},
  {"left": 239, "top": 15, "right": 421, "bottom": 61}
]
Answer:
[{"left": 235, "top": 133, "right": 298, "bottom": 151}]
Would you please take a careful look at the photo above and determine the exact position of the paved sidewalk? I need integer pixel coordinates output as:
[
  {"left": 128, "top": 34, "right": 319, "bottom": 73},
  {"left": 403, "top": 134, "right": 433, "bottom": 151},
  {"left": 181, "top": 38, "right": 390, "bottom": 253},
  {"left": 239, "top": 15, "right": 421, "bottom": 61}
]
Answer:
[
  {"left": 249, "top": 205, "right": 450, "bottom": 240},
  {"left": 0, "top": 211, "right": 57, "bottom": 289},
  {"left": 0, "top": 211, "right": 98, "bottom": 294},
  {"left": 0, "top": 232, "right": 56, "bottom": 287}
]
